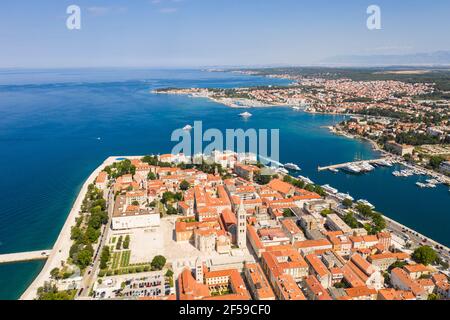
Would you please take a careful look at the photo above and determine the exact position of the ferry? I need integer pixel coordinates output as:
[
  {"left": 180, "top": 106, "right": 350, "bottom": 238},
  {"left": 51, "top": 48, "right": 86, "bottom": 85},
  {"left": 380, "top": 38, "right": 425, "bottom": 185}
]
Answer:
[
  {"left": 357, "top": 199, "right": 375, "bottom": 209},
  {"left": 182, "top": 125, "right": 193, "bottom": 131},
  {"left": 284, "top": 163, "right": 301, "bottom": 171},
  {"left": 239, "top": 112, "right": 252, "bottom": 118},
  {"left": 322, "top": 184, "right": 338, "bottom": 194}
]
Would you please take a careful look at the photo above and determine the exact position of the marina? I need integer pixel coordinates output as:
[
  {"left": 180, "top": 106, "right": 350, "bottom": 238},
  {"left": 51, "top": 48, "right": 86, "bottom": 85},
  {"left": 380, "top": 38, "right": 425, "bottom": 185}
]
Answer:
[{"left": 318, "top": 157, "right": 396, "bottom": 173}]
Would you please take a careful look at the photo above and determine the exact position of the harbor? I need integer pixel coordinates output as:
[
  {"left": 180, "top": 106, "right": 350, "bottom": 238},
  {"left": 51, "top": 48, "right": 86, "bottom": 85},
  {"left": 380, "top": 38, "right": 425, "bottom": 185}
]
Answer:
[{"left": 317, "top": 157, "right": 397, "bottom": 173}]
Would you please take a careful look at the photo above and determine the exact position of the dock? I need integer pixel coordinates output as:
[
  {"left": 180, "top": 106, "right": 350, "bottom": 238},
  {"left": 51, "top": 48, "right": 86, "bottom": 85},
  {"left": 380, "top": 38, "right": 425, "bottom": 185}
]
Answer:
[
  {"left": 318, "top": 157, "right": 392, "bottom": 172},
  {"left": 0, "top": 250, "right": 52, "bottom": 264}
]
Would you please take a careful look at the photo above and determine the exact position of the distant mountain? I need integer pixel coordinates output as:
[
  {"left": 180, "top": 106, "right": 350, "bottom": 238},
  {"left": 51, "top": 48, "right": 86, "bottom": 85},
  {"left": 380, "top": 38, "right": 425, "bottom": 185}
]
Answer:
[{"left": 321, "top": 51, "right": 450, "bottom": 66}]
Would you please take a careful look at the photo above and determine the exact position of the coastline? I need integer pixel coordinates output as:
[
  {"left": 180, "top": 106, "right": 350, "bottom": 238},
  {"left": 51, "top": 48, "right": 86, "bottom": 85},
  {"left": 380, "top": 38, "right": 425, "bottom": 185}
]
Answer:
[
  {"left": 21, "top": 151, "right": 450, "bottom": 299},
  {"left": 19, "top": 157, "right": 117, "bottom": 300}
]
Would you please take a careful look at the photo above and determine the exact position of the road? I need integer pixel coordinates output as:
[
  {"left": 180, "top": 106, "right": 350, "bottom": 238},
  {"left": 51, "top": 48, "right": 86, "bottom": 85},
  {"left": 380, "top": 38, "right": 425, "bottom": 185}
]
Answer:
[{"left": 77, "top": 187, "right": 114, "bottom": 298}]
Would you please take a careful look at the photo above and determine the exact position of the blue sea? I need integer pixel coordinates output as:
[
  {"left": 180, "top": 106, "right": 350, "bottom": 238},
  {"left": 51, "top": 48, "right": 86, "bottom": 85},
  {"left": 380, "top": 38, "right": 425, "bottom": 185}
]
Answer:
[{"left": 0, "top": 69, "right": 449, "bottom": 299}]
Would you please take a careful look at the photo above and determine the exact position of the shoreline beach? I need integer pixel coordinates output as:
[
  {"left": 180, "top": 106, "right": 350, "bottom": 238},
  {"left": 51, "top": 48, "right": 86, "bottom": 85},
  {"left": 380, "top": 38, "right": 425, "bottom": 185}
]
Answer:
[{"left": 19, "top": 157, "right": 117, "bottom": 300}]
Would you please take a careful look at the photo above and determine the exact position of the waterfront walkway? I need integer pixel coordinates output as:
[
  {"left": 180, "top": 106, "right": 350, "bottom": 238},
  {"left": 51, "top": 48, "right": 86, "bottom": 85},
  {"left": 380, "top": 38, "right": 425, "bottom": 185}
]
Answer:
[
  {"left": 317, "top": 157, "right": 392, "bottom": 171},
  {"left": 20, "top": 156, "right": 121, "bottom": 300},
  {"left": 0, "top": 250, "right": 52, "bottom": 264}
]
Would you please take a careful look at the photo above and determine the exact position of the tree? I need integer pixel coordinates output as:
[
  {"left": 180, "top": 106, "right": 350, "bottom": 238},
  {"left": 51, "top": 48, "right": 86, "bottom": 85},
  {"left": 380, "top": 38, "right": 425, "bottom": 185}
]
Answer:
[
  {"left": 342, "top": 198, "right": 353, "bottom": 208},
  {"left": 166, "top": 205, "right": 178, "bottom": 215},
  {"left": 179, "top": 180, "right": 191, "bottom": 191},
  {"left": 116, "top": 236, "right": 123, "bottom": 250},
  {"left": 123, "top": 235, "right": 130, "bottom": 249},
  {"left": 165, "top": 269, "right": 174, "bottom": 278},
  {"left": 320, "top": 209, "right": 332, "bottom": 217},
  {"left": 412, "top": 246, "right": 438, "bottom": 266},
  {"left": 147, "top": 172, "right": 157, "bottom": 180},
  {"left": 283, "top": 209, "right": 294, "bottom": 218},
  {"left": 131, "top": 200, "right": 139, "bottom": 206},
  {"left": 343, "top": 212, "right": 359, "bottom": 228},
  {"left": 100, "top": 246, "right": 110, "bottom": 270},
  {"left": 50, "top": 268, "right": 61, "bottom": 280},
  {"left": 151, "top": 255, "right": 167, "bottom": 271}
]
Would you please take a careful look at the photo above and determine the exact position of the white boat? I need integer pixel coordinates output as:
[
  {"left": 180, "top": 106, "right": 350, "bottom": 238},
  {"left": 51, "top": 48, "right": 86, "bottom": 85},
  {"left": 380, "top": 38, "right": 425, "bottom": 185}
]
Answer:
[
  {"left": 239, "top": 112, "right": 252, "bottom": 118},
  {"left": 357, "top": 199, "right": 375, "bottom": 209},
  {"left": 336, "top": 192, "right": 354, "bottom": 201},
  {"left": 416, "top": 182, "right": 427, "bottom": 188},
  {"left": 322, "top": 184, "right": 338, "bottom": 194},
  {"left": 292, "top": 106, "right": 301, "bottom": 111},
  {"left": 329, "top": 168, "right": 339, "bottom": 173},
  {"left": 277, "top": 167, "right": 289, "bottom": 174},
  {"left": 298, "top": 175, "right": 314, "bottom": 185},
  {"left": 183, "top": 125, "right": 193, "bottom": 131},
  {"left": 284, "top": 163, "right": 301, "bottom": 171},
  {"left": 343, "top": 164, "right": 362, "bottom": 174},
  {"left": 359, "top": 162, "right": 375, "bottom": 172}
]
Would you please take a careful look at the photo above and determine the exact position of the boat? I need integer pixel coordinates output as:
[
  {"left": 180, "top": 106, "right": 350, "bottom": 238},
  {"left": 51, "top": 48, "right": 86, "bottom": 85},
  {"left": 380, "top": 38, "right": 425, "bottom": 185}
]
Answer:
[
  {"left": 277, "top": 167, "right": 289, "bottom": 174},
  {"left": 322, "top": 184, "right": 338, "bottom": 194},
  {"left": 239, "top": 112, "right": 252, "bottom": 118},
  {"left": 183, "top": 125, "right": 193, "bottom": 131},
  {"left": 329, "top": 168, "right": 339, "bottom": 173},
  {"left": 292, "top": 106, "right": 301, "bottom": 111},
  {"left": 357, "top": 199, "right": 375, "bottom": 209},
  {"left": 343, "top": 164, "right": 362, "bottom": 174},
  {"left": 359, "top": 162, "right": 375, "bottom": 172},
  {"left": 298, "top": 175, "right": 313, "bottom": 185},
  {"left": 416, "top": 182, "right": 427, "bottom": 188},
  {"left": 284, "top": 163, "right": 301, "bottom": 171},
  {"left": 336, "top": 192, "right": 354, "bottom": 201}
]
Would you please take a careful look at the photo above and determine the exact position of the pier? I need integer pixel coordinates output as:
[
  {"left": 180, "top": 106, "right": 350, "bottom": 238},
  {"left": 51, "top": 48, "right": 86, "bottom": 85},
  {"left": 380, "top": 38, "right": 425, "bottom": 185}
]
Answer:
[
  {"left": 317, "top": 157, "right": 392, "bottom": 172},
  {"left": 0, "top": 250, "right": 52, "bottom": 264}
]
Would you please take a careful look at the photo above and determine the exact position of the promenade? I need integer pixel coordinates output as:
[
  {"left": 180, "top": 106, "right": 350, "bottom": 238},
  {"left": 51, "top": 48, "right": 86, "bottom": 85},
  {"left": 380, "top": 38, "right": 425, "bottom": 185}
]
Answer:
[
  {"left": 0, "top": 250, "right": 52, "bottom": 264},
  {"left": 20, "top": 156, "right": 119, "bottom": 300}
]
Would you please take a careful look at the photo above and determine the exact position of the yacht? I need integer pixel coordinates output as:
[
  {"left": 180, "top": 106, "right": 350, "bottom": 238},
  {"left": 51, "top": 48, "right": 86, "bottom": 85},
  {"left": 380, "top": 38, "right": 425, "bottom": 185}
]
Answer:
[
  {"left": 359, "top": 162, "right": 375, "bottom": 172},
  {"left": 182, "top": 124, "right": 193, "bottom": 131},
  {"left": 284, "top": 163, "right": 301, "bottom": 171},
  {"left": 298, "top": 175, "right": 314, "bottom": 185},
  {"left": 357, "top": 199, "right": 375, "bottom": 209},
  {"left": 322, "top": 184, "right": 338, "bottom": 194},
  {"left": 416, "top": 182, "right": 427, "bottom": 188},
  {"left": 329, "top": 168, "right": 339, "bottom": 173},
  {"left": 239, "top": 112, "right": 252, "bottom": 118},
  {"left": 343, "top": 164, "right": 362, "bottom": 174},
  {"left": 277, "top": 167, "right": 289, "bottom": 174}
]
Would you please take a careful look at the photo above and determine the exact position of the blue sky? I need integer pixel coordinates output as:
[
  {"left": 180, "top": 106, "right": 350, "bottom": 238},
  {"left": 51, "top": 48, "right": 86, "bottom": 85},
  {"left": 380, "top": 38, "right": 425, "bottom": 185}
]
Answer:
[{"left": 1, "top": 0, "right": 449, "bottom": 68}]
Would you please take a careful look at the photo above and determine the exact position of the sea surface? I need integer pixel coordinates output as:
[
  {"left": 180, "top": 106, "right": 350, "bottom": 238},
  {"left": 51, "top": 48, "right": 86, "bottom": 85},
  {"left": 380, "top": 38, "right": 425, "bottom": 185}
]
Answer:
[{"left": 0, "top": 69, "right": 449, "bottom": 299}]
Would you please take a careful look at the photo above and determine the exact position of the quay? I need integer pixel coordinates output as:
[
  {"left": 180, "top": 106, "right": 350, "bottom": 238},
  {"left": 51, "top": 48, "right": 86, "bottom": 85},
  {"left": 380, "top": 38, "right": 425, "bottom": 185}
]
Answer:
[
  {"left": 317, "top": 157, "right": 392, "bottom": 172},
  {"left": 0, "top": 250, "right": 52, "bottom": 264}
]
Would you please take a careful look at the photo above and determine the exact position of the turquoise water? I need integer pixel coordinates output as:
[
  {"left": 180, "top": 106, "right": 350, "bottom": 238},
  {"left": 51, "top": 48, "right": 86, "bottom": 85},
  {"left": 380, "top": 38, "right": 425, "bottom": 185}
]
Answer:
[{"left": 0, "top": 69, "right": 448, "bottom": 299}]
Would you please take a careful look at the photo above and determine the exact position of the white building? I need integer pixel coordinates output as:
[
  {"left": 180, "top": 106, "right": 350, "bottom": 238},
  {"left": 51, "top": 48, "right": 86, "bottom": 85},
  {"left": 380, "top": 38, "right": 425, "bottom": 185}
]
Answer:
[{"left": 112, "top": 196, "right": 160, "bottom": 230}]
